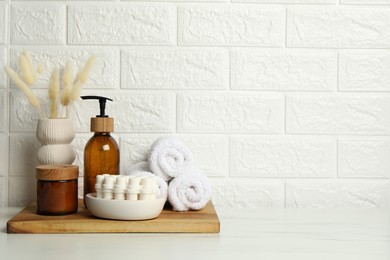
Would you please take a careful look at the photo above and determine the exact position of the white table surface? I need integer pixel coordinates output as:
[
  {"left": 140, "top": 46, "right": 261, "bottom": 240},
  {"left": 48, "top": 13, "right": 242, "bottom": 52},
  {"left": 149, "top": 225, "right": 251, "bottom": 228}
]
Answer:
[{"left": 1, "top": 207, "right": 389, "bottom": 260}]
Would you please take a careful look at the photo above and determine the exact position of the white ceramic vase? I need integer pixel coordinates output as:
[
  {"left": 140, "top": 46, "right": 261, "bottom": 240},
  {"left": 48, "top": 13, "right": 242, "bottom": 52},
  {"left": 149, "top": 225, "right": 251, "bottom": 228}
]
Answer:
[{"left": 36, "top": 118, "right": 76, "bottom": 165}]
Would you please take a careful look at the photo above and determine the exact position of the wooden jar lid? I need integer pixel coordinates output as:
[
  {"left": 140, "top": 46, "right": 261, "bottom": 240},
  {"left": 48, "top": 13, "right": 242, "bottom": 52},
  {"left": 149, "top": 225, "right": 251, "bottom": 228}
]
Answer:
[{"left": 36, "top": 165, "right": 79, "bottom": 181}]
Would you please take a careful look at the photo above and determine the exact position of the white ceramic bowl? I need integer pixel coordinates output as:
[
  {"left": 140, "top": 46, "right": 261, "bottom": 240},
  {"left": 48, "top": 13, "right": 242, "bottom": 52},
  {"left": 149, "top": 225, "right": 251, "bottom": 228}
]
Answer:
[{"left": 85, "top": 193, "right": 166, "bottom": 220}]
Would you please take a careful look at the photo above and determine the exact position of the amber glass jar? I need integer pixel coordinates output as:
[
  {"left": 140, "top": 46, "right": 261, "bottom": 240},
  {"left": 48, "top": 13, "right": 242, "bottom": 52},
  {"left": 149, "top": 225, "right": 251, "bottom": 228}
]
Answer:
[{"left": 36, "top": 165, "right": 79, "bottom": 215}]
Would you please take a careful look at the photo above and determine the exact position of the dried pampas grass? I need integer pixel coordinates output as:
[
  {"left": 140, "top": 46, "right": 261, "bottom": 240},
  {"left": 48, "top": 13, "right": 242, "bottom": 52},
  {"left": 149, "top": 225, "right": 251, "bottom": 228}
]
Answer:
[
  {"left": 49, "top": 69, "right": 60, "bottom": 119},
  {"left": 70, "top": 56, "right": 96, "bottom": 102},
  {"left": 4, "top": 66, "right": 43, "bottom": 118},
  {"left": 77, "top": 56, "right": 96, "bottom": 84},
  {"left": 4, "top": 51, "right": 96, "bottom": 119},
  {"left": 4, "top": 66, "right": 40, "bottom": 108},
  {"left": 19, "top": 54, "right": 37, "bottom": 85},
  {"left": 61, "top": 63, "right": 73, "bottom": 107},
  {"left": 37, "top": 64, "right": 44, "bottom": 74}
]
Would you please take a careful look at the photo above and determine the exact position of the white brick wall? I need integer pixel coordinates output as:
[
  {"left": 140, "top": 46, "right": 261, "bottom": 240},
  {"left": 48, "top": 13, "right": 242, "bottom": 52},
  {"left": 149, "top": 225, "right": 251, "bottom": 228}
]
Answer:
[
  {"left": 9, "top": 134, "right": 40, "bottom": 176},
  {"left": 121, "top": 47, "right": 229, "bottom": 90},
  {"left": 286, "top": 181, "right": 390, "bottom": 208},
  {"left": 178, "top": 5, "right": 284, "bottom": 46},
  {"left": 178, "top": 93, "right": 284, "bottom": 133},
  {"left": 287, "top": 7, "right": 390, "bottom": 48},
  {"left": 338, "top": 138, "right": 390, "bottom": 178},
  {"left": 0, "top": 3, "right": 6, "bottom": 44},
  {"left": 231, "top": 136, "right": 336, "bottom": 178},
  {"left": 339, "top": 51, "right": 390, "bottom": 92},
  {"left": 0, "top": 46, "right": 6, "bottom": 88},
  {"left": 341, "top": 0, "right": 390, "bottom": 3},
  {"left": 212, "top": 179, "right": 284, "bottom": 208},
  {"left": 73, "top": 91, "right": 176, "bottom": 133},
  {"left": 1, "top": 1, "right": 390, "bottom": 208},
  {"left": 0, "top": 91, "right": 5, "bottom": 131},
  {"left": 231, "top": 49, "right": 337, "bottom": 91},
  {"left": 287, "top": 94, "right": 390, "bottom": 135},
  {"left": 68, "top": 4, "right": 176, "bottom": 45},
  {"left": 10, "top": 3, "right": 66, "bottom": 44},
  {"left": 0, "top": 135, "right": 6, "bottom": 177}
]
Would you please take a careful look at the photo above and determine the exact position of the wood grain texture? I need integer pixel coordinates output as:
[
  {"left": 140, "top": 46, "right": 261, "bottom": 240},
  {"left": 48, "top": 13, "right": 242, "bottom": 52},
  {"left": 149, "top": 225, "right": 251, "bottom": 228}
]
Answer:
[
  {"left": 36, "top": 164, "right": 78, "bottom": 181},
  {"left": 7, "top": 200, "right": 220, "bottom": 234}
]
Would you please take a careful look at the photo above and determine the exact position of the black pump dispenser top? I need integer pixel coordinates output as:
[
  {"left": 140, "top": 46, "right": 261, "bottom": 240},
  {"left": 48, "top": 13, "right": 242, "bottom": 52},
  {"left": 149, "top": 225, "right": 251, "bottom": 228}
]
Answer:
[{"left": 81, "top": 96, "right": 113, "bottom": 117}]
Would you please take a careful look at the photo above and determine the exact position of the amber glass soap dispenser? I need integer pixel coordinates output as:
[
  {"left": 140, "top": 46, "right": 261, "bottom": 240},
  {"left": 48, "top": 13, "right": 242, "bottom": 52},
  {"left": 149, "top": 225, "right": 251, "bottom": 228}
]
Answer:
[{"left": 81, "top": 96, "right": 120, "bottom": 203}]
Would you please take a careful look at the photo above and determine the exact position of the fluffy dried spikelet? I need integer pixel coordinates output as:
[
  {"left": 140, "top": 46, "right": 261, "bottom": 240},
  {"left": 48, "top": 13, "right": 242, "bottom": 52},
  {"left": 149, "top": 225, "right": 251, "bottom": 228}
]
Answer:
[
  {"left": 19, "top": 53, "right": 36, "bottom": 85},
  {"left": 60, "top": 62, "right": 73, "bottom": 107},
  {"left": 61, "top": 88, "right": 71, "bottom": 107},
  {"left": 62, "top": 62, "right": 73, "bottom": 87},
  {"left": 49, "top": 69, "right": 60, "bottom": 118},
  {"left": 23, "top": 51, "right": 33, "bottom": 65},
  {"left": 77, "top": 56, "right": 96, "bottom": 84},
  {"left": 4, "top": 66, "right": 40, "bottom": 107},
  {"left": 69, "top": 56, "right": 96, "bottom": 102},
  {"left": 37, "top": 64, "right": 44, "bottom": 74},
  {"left": 49, "top": 69, "right": 60, "bottom": 101},
  {"left": 70, "top": 80, "right": 82, "bottom": 102}
]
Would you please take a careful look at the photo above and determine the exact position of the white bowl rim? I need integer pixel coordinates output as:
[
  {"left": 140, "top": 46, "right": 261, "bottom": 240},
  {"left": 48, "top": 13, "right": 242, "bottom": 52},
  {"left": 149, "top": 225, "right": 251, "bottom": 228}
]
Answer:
[
  {"left": 85, "top": 193, "right": 166, "bottom": 221},
  {"left": 86, "top": 193, "right": 166, "bottom": 203}
]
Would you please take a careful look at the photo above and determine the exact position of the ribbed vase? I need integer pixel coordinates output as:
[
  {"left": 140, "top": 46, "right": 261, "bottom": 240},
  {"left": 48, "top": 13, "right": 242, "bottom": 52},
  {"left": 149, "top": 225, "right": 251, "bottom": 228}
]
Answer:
[{"left": 36, "top": 118, "right": 76, "bottom": 165}]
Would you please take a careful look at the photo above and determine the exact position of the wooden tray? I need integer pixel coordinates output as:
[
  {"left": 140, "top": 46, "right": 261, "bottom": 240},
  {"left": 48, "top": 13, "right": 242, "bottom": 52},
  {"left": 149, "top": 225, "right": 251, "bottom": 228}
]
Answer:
[{"left": 7, "top": 200, "right": 220, "bottom": 234}]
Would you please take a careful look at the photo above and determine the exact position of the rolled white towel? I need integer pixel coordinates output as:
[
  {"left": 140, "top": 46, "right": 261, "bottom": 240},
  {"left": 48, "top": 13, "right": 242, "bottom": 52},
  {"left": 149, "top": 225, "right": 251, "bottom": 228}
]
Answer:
[
  {"left": 168, "top": 169, "right": 212, "bottom": 212},
  {"left": 125, "top": 162, "right": 168, "bottom": 200},
  {"left": 148, "top": 137, "right": 193, "bottom": 182}
]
